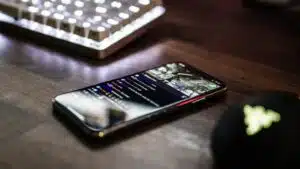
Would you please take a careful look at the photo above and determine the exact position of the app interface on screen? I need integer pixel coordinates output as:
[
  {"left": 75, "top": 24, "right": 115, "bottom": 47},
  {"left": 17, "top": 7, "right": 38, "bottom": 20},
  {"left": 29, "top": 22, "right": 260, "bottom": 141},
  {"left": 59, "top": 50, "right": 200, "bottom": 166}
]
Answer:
[{"left": 55, "top": 63, "right": 221, "bottom": 129}]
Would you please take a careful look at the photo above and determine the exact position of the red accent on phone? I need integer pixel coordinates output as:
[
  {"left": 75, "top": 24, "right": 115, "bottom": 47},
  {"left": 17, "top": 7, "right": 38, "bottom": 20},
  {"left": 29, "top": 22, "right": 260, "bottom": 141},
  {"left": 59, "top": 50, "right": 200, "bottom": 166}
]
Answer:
[{"left": 176, "top": 96, "right": 205, "bottom": 107}]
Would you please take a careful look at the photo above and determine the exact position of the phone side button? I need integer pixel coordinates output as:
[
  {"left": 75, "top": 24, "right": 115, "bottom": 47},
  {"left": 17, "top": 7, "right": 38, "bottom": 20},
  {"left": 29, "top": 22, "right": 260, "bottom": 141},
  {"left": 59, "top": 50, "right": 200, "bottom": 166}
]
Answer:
[{"left": 192, "top": 97, "right": 206, "bottom": 104}]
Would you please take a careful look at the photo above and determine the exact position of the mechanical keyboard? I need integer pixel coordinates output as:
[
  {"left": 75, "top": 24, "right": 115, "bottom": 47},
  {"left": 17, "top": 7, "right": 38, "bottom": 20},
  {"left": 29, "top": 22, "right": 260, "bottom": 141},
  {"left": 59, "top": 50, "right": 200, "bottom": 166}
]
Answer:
[{"left": 0, "top": 0, "right": 165, "bottom": 59}]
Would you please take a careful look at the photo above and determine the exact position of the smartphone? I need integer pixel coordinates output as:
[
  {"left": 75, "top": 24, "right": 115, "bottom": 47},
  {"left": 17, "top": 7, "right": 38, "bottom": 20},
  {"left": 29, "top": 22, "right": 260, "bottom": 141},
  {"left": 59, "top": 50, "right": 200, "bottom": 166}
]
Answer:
[{"left": 53, "top": 62, "right": 227, "bottom": 138}]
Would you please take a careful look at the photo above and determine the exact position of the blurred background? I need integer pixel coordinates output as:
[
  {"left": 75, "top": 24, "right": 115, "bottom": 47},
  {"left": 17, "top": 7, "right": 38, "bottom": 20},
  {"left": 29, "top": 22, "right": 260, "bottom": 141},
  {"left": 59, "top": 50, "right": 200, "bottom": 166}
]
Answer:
[{"left": 144, "top": 0, "right": 300, "bottom": 74}]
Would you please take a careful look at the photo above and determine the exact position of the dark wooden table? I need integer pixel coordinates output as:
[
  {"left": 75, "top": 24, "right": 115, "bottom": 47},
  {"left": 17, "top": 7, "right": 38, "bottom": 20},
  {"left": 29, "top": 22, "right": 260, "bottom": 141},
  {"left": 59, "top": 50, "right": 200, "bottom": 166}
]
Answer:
[{"left": 0, "top": 0, "right": 299, "bottom": 168}]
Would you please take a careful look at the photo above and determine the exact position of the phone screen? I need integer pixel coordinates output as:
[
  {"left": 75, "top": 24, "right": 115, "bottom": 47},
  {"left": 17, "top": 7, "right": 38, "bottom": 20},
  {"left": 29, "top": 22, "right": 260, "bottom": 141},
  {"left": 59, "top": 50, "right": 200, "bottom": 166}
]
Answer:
[{"left": 55, "top": 62, "right": 224, "bottom": 131}]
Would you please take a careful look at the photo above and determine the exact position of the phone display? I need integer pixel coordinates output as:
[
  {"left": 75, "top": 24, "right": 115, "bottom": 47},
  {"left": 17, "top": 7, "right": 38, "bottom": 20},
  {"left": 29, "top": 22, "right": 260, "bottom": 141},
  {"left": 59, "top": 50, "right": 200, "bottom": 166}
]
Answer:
[{"left": 54, "top": 62, "right": 226, "bottom": 137}]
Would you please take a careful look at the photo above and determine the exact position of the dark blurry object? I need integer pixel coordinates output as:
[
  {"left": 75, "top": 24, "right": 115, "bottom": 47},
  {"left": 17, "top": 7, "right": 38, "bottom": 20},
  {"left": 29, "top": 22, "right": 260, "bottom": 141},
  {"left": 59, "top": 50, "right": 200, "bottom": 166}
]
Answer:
[
  {"left": 242, "top": 0, "right": 300, "bottom": 9},
  {"left": 108, "top": 108, "right": 127, "bottom": 126},
  {"left": 243, "top": 0, "right": 289, "bottom": 8},
  {"left": 242, "top": 0, "right": 267, "bottom": 8},
  {"left": 242, "top": 0, "right": 300, "bottom": 29},
  {"left": 85, "top": 108, "right": 127, "bottom": 129},
  {"left": 211, "top": 91, "right": 300, "bottom": 169}
]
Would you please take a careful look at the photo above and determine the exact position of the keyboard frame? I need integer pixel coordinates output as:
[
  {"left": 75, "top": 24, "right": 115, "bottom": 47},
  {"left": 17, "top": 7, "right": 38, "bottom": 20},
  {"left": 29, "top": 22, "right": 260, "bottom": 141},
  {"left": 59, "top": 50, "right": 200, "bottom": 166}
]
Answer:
[{"left": 0, "top": 4, "right": 165, "bottom": 59}]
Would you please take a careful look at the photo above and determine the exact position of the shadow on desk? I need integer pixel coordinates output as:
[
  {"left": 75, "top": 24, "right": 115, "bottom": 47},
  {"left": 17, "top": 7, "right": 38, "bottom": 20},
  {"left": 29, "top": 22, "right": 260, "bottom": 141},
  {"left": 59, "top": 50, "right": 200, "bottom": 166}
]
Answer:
[{"left": 52, "top": 93, "right": 227, "bottom": 150}]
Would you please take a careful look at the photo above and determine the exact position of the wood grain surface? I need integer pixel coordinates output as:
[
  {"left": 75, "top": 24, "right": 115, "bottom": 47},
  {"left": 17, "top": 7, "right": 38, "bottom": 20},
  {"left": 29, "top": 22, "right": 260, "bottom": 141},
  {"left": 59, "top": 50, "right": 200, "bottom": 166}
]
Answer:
[{"left": 0, "top": 0, "right": 299, "bottom": 168}]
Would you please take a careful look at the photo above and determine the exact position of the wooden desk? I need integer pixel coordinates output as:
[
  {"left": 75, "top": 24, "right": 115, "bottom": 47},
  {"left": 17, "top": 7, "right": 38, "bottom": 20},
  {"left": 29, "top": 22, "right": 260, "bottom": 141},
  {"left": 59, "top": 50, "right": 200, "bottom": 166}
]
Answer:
[{"left": 0, "top": 0, "right": 299, "bottom": 168}]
